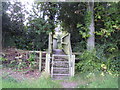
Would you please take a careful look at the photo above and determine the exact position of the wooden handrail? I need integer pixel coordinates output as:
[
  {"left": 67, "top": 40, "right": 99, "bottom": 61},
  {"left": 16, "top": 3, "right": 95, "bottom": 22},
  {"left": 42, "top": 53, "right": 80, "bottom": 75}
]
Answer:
[{"left": 72, "top": 52, "right": 81, "bottom": 55}]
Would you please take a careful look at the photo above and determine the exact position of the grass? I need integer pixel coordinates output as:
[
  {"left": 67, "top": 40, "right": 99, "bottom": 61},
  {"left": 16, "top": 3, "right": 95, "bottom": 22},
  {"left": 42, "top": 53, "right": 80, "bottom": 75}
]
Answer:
[
  {"left": 2, "top": 76, "right": 61, "bottom": 88},
  {"left": 2, "top": 71, "right": 119, "bottom": 88},
  {"left": 83, "top": 75, "right": 118, "bottom": 88},
  {"left": 71, "top": 72, "right": 119, "bottom": 88},
  {"left": 0, "top": 76, "right": 2, "bottom": 89}
]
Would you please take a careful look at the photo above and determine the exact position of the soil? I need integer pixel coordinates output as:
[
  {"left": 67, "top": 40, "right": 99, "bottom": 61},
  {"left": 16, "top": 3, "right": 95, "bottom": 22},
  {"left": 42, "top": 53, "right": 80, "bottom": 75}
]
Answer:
[{"left": 1, "top": 68, "right": 41, "bottom": 81}]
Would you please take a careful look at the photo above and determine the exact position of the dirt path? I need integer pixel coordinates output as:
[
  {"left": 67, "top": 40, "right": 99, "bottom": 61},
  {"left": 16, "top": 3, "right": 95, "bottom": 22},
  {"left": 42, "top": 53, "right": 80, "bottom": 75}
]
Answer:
[
  {"left": 60, "top": 81, "right": 78, "bottom": 88},
  {"left": 1, "top": 68, "right": 41, "bottom": 81}
]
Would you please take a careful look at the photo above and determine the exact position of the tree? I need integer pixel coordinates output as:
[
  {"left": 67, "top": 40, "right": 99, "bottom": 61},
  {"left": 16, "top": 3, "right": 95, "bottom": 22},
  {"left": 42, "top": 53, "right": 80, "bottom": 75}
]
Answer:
[
  {"left": 87, "top": 1, "right": 95, "bottom": 51},
  {"left": 57, "top": 2, "right": 87, "bottom": 51},
  {"left": 2, "top": 2, "right": 13, "bottom": 47},
  {"left": 25, "top": 2, "right": 57, "bottom": 50},
  {"left": 2, "top": 2, "right": 27, "bottom": 48}
]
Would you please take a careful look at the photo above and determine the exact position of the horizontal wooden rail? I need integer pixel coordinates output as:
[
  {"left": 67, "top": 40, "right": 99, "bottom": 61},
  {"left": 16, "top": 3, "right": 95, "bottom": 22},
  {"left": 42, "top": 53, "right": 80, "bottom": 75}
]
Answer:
[
  {"left": 29, "top": 51, "right": 47, "bottom": 53},
  {"left": 72, "top": 52, "right": 81, "bottom": 55}
]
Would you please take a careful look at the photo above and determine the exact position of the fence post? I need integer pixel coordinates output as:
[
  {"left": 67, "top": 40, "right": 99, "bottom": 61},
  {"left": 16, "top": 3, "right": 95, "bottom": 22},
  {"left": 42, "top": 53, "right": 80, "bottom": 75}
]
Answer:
[
  {"left": 45, "top": 53, "right": 50, "bottom": 74},
  {"left": 68, "top": 55, "right": 71, "bottom": 77},
  {"left": 71, "top": 55, "right": 75, "bottom": 76},
  {"left": 39, "top": 51, "right": 42, "bottom": 72}
]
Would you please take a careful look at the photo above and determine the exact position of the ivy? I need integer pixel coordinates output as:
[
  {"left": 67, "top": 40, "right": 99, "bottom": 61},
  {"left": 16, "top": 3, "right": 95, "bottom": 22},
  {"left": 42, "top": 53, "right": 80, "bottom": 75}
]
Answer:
[{"left": 95, "top": 2, "right": 120, "bottom": 38}]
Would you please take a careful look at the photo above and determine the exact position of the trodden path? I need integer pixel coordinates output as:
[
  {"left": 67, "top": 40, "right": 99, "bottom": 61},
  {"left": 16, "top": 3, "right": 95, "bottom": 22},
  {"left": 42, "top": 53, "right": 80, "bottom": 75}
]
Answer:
[{"left": 60, "top": 81, "right": 78, "bottom": 88}]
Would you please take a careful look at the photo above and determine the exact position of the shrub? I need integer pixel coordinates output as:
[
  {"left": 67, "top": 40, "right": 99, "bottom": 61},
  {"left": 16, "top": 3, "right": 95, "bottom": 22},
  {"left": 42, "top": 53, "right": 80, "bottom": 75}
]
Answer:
[
  {"left": 76, "top": 50, "right": 101, "bottom": 73},
  {"left": 76, "top": 44, "right": 119, "bottom": 75}
]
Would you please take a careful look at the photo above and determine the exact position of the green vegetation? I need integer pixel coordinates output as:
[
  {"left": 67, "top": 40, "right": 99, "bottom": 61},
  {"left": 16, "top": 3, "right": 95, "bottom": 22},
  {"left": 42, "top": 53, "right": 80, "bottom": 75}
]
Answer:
[
  {"left": 76, "top": 48, "right": 119, "bottom": 74},
  {"left": 2, "top": 2, "right": 120, "bottom": 52},
  {"left": 76, "top": 50, "right": 101, "bottom": 73},
  {"left": 83, "top": 76, "right": 118, "bottom": 88},
  {"left": 2, "top": 72, "right": 118, "bottom": 88},
  {"left": 2, "top": 1, "right": 120, "bottom": 88},
  {"left": 66, "top": 72, "right": 118, "bottom": 88},
  {"left": 2, "top": 76, "right": 61, "bottom": 88}
]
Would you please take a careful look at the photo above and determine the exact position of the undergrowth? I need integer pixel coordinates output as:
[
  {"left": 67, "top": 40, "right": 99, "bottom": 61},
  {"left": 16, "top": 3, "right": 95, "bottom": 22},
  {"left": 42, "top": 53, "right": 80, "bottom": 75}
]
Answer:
[{"left": 67, "top": 72, "right": 119, "bottom": 88}]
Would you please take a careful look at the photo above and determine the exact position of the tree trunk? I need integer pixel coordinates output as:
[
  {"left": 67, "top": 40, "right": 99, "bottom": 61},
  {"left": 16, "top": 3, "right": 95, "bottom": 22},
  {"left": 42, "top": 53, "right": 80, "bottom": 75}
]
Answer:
[{"left": 87, "top": 1, "right": 95, "bottom": 51}]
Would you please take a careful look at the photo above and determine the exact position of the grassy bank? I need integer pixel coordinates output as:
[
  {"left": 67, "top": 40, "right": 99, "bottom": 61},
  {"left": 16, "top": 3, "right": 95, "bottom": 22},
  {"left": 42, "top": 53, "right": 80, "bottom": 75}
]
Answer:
[
  {"left": 69, "top": 72, "right": 119, "bottom": 88},
  {"left": 2, "top": 71, "right": 118, "bottom": 88}
]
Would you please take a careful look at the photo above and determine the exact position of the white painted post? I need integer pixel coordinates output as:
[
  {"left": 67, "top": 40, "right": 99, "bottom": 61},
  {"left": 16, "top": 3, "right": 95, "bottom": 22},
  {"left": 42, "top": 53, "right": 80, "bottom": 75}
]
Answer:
[
  {"left": 71, "top": 55, "right": 75, "bottom": 76},
  {"left": 39, "top": 51, "right": 42, "bottom": 72},
  {"left": 51, "top": 55, "right": 54, "bottom": 77},
  {"left": 68, "top": 55, "right": 71, "bottom": 77},
  {"left": 45, "top": 53, "right": 50, "bottom": 74}
]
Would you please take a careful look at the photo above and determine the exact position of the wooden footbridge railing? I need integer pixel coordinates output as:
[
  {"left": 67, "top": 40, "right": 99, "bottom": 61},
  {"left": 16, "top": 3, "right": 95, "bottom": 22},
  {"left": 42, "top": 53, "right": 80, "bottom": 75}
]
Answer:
[
  {"left": 23, "top": 31, "right": 76, "bottom": 79},
  {"left": 43, "top": 31, "right": 75, "bottom": 79}
]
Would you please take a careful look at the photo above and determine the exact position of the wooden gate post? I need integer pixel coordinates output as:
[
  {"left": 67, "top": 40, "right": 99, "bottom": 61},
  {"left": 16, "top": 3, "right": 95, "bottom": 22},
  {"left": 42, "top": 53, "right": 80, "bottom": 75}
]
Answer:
[
  {"left": 39, "top": 51, "right": 42, "bottom": 72},
  {"left": 71, "top": 55, "right": 75, "bottom": 76},
  {"left": 45, "top": 53, "right": 50, "bottom": 74}
]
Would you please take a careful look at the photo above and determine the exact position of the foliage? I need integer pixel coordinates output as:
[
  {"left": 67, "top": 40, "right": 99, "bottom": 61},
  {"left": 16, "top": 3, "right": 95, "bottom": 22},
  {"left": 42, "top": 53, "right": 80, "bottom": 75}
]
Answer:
[
  {"left": 2, "top": 2, "right": 120, "bottom": 77},
  {"left": 57, "top": 2, "right": 86, "bottom": 47},
  {"left": 0, "top": 57, "right": 7, "bottom": 61},
  {"left": 2, "top": 2, "right": 26, "bottom": 48},
  {"left": 94, "top": 2, "right": 120, "bottom": 46},
  {"left": 38, "top": 2, "right": 58, "bottom": 30},
  {"left": 96, "top": 43, "right": 120, "bottom": 73},
  {"left": 2, "top": 2, "right": 14, "bottom": 47},
  {"left": 26, "top": 53, "right": 38, "bottom": 69},
  {"left": 72, "top": 40, "right": 86, "bottom": 52},
  {"left": 77, "top": 11, "right": 92, "bottom": 39},
  {"left": 76, "top": 50, "right": 101, "bottom": 73},
  {"left": 25, "top": 17, "right": 52, "bottom": 50},
  {"left": 76, "top": 44, "right": 120, "bottom": 74},
  {"left": 2, "top": 52, "right": 39, "bottom": 70}
]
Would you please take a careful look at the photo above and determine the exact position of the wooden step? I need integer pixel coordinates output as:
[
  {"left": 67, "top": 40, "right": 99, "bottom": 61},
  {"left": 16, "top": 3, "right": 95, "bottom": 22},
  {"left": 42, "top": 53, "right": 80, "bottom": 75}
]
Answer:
[
  {"left": 53, "top": 64, "right": 69, "bottom": 66},
  {"left": 53, "top": 72, "right": 69, "bottom": 74},
  {"left": 53, "top": 68, "right": 69, "bottom": 71},
  {"left": 42, "top": 57, "right": 46, "bottom": 59},
  {"left": 53, "top": 55, "right": 69, "bottom": 57},
  {"left": 53, "top": 65, "right": 69, "bottom": 67},
  {"left": 53, "top": 59, "right": 68, "bottom": 61},
  {"left": 53, "top": 74, "right": 69, "bottom": 76},
  {"left": 53, "top": 49, "right": 65, "bottom": 55},
  {"left": 53, "top": 67, "right": 69, "bottom": 70},
  {"left": 53, "top": 61, "right": 69, "bottom": 64},
  {"left": 53, "top": 62, "right": 69, "bottom": 65},
  {"left": 53, "top": 69, "right": 69, "bottom": 71},
  {"left": 53, "top": 70, "right": 69, "bottom": 74}
]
